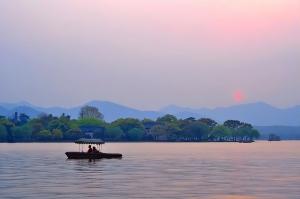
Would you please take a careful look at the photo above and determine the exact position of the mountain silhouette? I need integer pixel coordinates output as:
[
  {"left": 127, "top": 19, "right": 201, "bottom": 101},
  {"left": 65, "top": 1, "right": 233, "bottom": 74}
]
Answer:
[{"left": 0, "top": 101, "right": 300, "bottom": 126}]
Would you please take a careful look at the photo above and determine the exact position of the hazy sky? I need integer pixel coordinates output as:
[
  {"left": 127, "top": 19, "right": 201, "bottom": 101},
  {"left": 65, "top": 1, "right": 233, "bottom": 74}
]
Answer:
[{"left": 0, "top": 0, "right": 300, "bottom": 110}]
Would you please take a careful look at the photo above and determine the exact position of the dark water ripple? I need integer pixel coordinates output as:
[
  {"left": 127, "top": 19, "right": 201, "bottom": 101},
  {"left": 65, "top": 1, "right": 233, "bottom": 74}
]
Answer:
[{"left": 0, "top": 142, "right": 300, "bottom": 199}]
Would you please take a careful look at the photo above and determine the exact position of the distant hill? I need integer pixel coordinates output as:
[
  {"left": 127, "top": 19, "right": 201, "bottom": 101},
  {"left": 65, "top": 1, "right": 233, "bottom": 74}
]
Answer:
[
  {"left": 160, "top": 102, "right": 300, "bottom": 126},
  {"left": 0, "top": 106, "right": 8, "bottom": 116},
  {"left": 82, "top": 101, "right": 162, "bottom": 122},
  {"left": 254, "top": 126, "right": 300, "bottom": 140},
  {"left": 0, "top": 101, "right": 300, "bottom": 126},
  {"left": 1, "top": 100, "right": 300, "bottom": 139},
  {"left": 0, "top": 101, "right": 162, "bottom": 122}
]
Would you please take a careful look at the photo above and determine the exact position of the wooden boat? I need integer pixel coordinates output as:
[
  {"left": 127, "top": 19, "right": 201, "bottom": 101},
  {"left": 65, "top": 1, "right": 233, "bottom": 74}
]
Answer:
[
  {"left": 65, "top": 138, "right": 122, "bottom": 159},
  {"left": 65, "top": 152, "right": 122, "bottom": 159}
]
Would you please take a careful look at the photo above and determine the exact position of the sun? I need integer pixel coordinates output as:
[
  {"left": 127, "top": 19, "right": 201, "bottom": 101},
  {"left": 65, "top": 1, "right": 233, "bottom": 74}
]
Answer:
[{"left": 233, "top": 90, "right": 246, "bottom": 103}]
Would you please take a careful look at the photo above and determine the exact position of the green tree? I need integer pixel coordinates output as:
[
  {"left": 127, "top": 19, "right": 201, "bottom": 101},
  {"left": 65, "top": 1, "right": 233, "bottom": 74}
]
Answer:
[
  {"left": 76, "top": 118, "right": 106, "bottom": 127},
  {"left": 48, "top": 119, "right": 68, "bottom": 132},
  {"left": 210, "top": 125, "right": 231, "bottom": 141},
  {"left": 250, "top": 129, "right": 260, "bottom": 140},
  {"left": 141, "top": 118, "right": 157, "bottom": 129},
  {"left": 141, "top": 118, "right": 156, "bottom": 124},
  {"left": 157, "top": 114, "right": 178, "bottom": 124},
  {"left": 52, "top": 129, "right": 63, "bottom": 140},
  {"left": 11, "top": 125, "right": 32, "bottom": 141},
  {"left": 19, "top": 113, "right": 30, "bottom": 125},
  {"left": 0, "top": 124, "right": 7, "bottom": 141},
  {"left": 63, "top": 128, "right": 84, "bottom": 140},
  {"left": 35, "top": 130, "right": 52, "bottom": 141},
  {"left": 149, "top": 125, "right": 169, "bottom": 140},
  {"left": 127, "top": 128, "right": 144, "bottom": 141},
  {"left": 29, "top": 119, "right": 44, "bottom": 139},
  {"left": 178, "top": 118, "right": 195, "bottom": 130},
  {"left": 224, "top": 120, "right": 243, "bottom": 129},
  {"left": 0, "top": 118, "right": 14, "bottom": 142},
  {"left": 198, "top": 118, "right": 218, "bottom": 128},
  {"left": 111, "top": 118, "right": 144, "bottom": 133},
  {"left": 105, "top": 126, "right": 124, "bottom": 140},
  {"left": 77, "top": 118, "right": 106, "bottom": 139},
  {"left": 236, "top": 127, "right": 250, "bottom": 141},
  {"left": 182, "top": 122, "right": 210, "bottom": 141},
  {"left": 236, "top": 127, "right": 260, "bottom": 141},
  {"left": 68, "top": 119, "right": 79, "bottom": 129},
  {"left": 149, "top": 123, "right": 180, "bottom": 141},
  {"left": 37, "top": 113, "right": 55, "bottom": 127},
  {"left": 59, "top": 114, "right": 75, "bottom": 130},
  {"left": 79, "top": 106, "right": 104, "bottom": 120}
]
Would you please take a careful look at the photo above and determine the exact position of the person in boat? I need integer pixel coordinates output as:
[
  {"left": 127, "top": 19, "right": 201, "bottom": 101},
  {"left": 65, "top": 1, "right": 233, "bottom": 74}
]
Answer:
[
  {"left": 87, "top": 145, "right": 93, "bottom": 153},
  {"left": 92, "top": 146, "right": 99, "bottom": 153}
]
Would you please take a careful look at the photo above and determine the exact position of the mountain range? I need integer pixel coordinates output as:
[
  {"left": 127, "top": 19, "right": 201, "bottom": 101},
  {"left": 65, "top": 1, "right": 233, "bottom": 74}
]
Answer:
[{"left": 0, "top": 101, "right": 300, "bottom": 126}]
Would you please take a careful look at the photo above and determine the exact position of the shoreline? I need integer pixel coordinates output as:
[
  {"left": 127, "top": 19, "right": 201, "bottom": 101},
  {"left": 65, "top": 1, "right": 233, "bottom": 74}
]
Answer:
[{"left": 0, "top": 140, "right": 275, "bottom": 144}]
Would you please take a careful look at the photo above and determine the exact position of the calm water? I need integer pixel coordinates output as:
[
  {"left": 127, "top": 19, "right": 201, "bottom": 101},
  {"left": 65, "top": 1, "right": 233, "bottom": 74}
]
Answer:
[{"left": 0, "top": 142, "right": 299, "bottom": 199}]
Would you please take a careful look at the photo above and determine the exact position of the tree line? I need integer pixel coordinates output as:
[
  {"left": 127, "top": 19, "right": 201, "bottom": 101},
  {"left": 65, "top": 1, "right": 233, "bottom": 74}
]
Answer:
[{"left": 0, "top": 105, "right": 260, "bottom": 142}]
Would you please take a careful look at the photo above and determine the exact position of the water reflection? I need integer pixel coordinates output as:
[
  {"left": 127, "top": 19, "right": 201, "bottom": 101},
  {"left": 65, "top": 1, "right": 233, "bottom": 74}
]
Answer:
[
  {"left": 213, "top": 196, "right": 258, "bottom": 199},
  {"left": 0, "top": 142, "right": 299, "bottom": 199}
]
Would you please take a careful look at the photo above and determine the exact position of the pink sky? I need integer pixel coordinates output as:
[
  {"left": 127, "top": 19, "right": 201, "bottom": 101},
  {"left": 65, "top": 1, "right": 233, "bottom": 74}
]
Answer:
[{"left": 0, "top": 0, "right": 299, "bottom": 109}]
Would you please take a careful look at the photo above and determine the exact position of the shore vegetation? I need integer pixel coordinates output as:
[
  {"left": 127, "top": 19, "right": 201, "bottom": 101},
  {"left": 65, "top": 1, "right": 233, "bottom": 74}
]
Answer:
[{"left": 0, "top": 106, "right": 259, "bottom": 142}]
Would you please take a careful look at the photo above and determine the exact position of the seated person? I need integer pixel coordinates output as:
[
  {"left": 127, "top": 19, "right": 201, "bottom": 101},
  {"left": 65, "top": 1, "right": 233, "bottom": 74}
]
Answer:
[
  {"left": 87, "top": 145, "right": 93, "bottom": 153},
  {"left": 92, "top": 146, "right": 99, "bottom": 153}
]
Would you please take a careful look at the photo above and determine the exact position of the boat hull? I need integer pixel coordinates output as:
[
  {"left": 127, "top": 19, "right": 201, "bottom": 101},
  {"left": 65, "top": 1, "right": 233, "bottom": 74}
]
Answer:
[{"left": 65, "top": 152, "right": 122, "bottom": 159}]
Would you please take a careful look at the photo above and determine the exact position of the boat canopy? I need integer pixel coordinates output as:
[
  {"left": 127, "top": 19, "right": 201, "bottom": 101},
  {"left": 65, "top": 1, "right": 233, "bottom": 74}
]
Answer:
[{"left": 75, "top": 138, "right": 105, "bottom": 145}]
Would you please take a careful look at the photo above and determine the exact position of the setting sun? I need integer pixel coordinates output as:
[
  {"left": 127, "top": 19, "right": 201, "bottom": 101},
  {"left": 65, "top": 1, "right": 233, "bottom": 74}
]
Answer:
[{"left": 233, "top": 90, "right": 246, "bottom": 103}]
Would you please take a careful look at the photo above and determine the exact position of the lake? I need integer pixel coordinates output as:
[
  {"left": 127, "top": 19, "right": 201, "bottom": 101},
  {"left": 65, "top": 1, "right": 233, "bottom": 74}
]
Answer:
[{"left": 0, "top": 141, "right": 299, "bottom": 199}]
